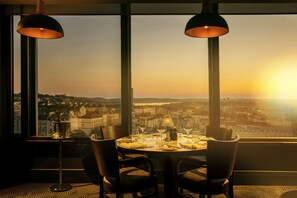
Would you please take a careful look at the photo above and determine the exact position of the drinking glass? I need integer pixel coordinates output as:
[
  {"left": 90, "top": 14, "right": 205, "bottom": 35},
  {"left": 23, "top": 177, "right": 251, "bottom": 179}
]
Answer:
[
  {"left": 192, "top": 129, "right": 200, "bottom": 143},
  {"left": 130, "top": 128, "right": 140, "bottom": 142},
  {"left": 138, "top": 125, "right": 146, "bottom": 134},
  {"left": 138, "top": 125, "right": 146, "bottom": 142},
  {"left": 183, "top": 119, "right": 193, "bottom": 142},
  {"left": 157, "top": 126, "right": 166, "bottom": 142},
  {"left": 152, "top": 132, "right": 161, "bottom": 143}
]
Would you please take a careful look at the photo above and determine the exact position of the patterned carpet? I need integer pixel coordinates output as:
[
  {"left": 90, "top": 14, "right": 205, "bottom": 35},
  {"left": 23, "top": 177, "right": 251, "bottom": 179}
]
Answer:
[{"left": 1, "top": 183, "right": 297, "bottom": 198}]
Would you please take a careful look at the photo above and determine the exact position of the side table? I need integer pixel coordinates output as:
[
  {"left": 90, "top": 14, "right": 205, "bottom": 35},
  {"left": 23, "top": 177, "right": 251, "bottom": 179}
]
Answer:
[{"left": 50, "top": 136, "right": 72, "bottom": 192}]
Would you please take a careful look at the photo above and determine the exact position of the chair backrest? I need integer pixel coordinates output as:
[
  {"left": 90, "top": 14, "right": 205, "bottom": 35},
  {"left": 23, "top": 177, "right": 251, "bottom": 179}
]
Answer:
[
  {"left": 207, "top": 135, "right": 240, "bottom": 180},
  {"left": 206, "top": 126, "right": 233, "bottom": 140},
  {"left": 100, "top": 125, "right": 128, "bottom": 140},
  {"left": 90, "top": 134, "right": 119, "bottom": 178}
]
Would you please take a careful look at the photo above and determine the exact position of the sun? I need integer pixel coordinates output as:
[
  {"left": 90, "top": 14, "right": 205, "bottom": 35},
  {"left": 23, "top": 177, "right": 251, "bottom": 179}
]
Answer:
[
  {"left": 273, "top": 67, "right": 297, "bottom": 99},
  {"left": 258, "top": 58, "right": 297, "bottom": 99}
]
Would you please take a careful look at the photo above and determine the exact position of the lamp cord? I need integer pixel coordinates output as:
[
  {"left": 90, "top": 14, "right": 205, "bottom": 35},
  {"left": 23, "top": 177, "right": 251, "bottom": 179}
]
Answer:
[{"left": 36, "top": 0, "right": 45, "bottom": 14}]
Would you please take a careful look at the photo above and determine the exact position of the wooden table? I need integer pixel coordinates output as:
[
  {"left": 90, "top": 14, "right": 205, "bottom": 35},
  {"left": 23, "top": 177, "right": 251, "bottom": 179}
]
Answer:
[{"left": 117, "top": 134, "right": 211, "bottom": 198}]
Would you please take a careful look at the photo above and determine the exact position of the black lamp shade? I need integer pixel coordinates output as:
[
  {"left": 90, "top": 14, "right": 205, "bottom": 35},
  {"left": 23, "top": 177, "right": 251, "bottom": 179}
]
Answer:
[
  {"left": 17, "top": 14, "right": 64, "bottom": 39},
  {"left": 185, "top": 13, "right": 229, "bottom": 38}
]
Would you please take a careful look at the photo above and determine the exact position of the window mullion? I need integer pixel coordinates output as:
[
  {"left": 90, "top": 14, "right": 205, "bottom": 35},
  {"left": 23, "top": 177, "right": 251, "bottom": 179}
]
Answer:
[
  {"left": 121, "top": 4, "right": 132, "bottom": 134},
  {"left": 21, "top": 34, "right": 37, "bottom": 138}
]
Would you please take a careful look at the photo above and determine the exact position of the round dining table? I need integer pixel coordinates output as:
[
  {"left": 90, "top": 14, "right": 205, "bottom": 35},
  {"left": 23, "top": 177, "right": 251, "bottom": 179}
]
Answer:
[{"left": 116, "top": 133, "right": 212, "bottom": 198}]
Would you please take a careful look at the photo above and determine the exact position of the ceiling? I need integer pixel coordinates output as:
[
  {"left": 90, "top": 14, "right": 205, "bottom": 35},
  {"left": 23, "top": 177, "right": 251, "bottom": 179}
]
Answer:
[
  {"left": 1, "top": 0, "right": 297, "bottom": 5},
  {"left": 2, "top": 0, "right": 297, "bottom": 15}
]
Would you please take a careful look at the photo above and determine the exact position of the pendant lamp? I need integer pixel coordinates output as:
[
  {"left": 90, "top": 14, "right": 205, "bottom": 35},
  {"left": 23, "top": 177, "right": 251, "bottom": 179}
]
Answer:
[
  {"left": 185, "top": 0, "right": 229, "bottom": 38},
  {"left": 17, "top": 0, "right": 64, "bottom": 39}
]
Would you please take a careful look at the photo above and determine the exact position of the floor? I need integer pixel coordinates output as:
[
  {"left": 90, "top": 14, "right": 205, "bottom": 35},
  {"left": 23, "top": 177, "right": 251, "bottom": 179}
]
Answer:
[{"left": 1, "top": 183, "right": 297, "bottom": 198}]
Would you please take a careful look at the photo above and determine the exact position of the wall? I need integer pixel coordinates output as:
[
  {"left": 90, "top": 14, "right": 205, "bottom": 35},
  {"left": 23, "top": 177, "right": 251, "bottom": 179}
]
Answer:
[{"left": 22, "top": 139, "right": 297, "bottom": 185}]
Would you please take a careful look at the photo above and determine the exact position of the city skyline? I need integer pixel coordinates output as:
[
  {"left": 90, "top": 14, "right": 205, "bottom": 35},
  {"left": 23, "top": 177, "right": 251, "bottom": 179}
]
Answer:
[
  {"left": 14, "top": 93, "right": 295, "bottom": 137},
  {"left": 13, "top": 15, "right": 297, "bottom": 99}
]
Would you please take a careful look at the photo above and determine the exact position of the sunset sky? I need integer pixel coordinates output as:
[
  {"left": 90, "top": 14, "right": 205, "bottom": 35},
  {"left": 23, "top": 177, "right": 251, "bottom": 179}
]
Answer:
[{"left": 14, "top": 15, "right": 297, "bottom": 99}]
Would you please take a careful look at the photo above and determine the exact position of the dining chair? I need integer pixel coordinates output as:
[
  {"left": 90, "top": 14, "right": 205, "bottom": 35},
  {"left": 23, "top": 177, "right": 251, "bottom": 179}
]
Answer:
[
  {"left": 176, "top": 135, "right": 240, "bottom": 198},
  {"left": 90, "top": 135, "right": 158, "bottom": 198},
  {"left": 100, "top": 125, "right": 128, "bottom": 140},
  {"left": 182, "top": 127, "right": 233, "bottom": 168},
  {"left": 206, "top": 126, "right": 233, "bottom": 140},
  {"left": 100, "top": 125, "right": 146, "bottom": 159},
  {"left": 181, "top": 127, "right": 234, "bottom": 196}
]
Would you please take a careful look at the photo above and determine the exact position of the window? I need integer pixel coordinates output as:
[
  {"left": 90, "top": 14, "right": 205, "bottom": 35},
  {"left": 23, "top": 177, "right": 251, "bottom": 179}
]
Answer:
[
  {"left": 131, "top": 15, "right": 208, "bottom": 134},
  {"left": 14, "top": 10, "right": 297, "bottom": 139},
  {"left": 37, "top": 16, "right": 121, "bottom": 137},
  {"left": 220, "top": 15, "right": 297, "bottom": 137}
]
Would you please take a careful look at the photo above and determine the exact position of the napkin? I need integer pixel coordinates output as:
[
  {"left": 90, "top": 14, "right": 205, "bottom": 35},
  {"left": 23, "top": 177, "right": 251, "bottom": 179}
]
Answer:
[
  {"left": 180, "top": 143, "right": 206, "bottom": 150},
  {"left": 158, "top": 144, "right": 179, "bottom": 151},
  {"left": 157, "top": 142, "right": 181, "bottom": 151},
  {"left": 117, "top": 137, "right": 133, "bottom": 143},
  {"left": 200, "top": 136, "right": 215, "bottom": 141},
  {"left": 119, "top": 142, "right": 149, "bottom": 149}
]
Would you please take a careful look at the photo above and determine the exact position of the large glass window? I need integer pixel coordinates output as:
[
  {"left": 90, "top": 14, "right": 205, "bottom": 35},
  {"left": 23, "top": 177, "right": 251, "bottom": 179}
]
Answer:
[
  {"left": 15, "top": 13, "right": 297, "bottom": 139},
  {"left": 38, "top": 16, "right": 121, "bottom": 137},
  {"left": 220, "top": 15, "right": 297, "bottom": 137},
  {"left": 132, "top": 15, "right": 208, "bottom": 135}
]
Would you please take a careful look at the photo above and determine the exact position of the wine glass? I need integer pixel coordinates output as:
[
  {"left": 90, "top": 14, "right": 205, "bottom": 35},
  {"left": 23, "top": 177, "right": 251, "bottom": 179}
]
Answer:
[
  {"left": 152, "top": 131, "right": 162, "bottom": 143},
  {"left": 130, "top": 128, "right": 140, "bottom": 142},
  {"left": 138, "top": 125, "right": 146, "bottom": 142},
  {"left": 138, "top": 125, "right": 146, "bottom": 134},
  {"left": 157, "top": 126, "right": 167, "bottom": 142},
  {"left": 192, "top": 129, "right": 200, "bottom": 143},
  {"left": 183, "top": 119, "right": 193, "bottom": 142}
]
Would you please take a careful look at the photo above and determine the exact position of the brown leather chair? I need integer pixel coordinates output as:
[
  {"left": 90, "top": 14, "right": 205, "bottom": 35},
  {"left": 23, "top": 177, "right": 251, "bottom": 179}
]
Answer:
[
  {"left": 206, "top": 126, "right": 233, "bottom": 140},
  {"left": 90, "top": 135, "right": 158, "bottom": 198},
  {"left": 182, "top": 127, "right": 233, "bottom": 167},
  {"left": 176, "top": 135, "right": 240, "bottom": 198},
  {"left": 181, "top": 127, "right": 234, "bottom": 197},
  {"left": 100, "top": 125, "right": 128, "bottom": 140}
]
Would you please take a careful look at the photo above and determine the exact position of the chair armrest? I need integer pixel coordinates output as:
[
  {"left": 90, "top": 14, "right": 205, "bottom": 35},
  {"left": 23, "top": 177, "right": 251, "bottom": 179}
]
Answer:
[
  {"left": 119, "top": 156, "right": 154, "bottom": 177},
  {"left": 117, "top": 150, "right": 126, "bottom": 159},
  {"left": 119, "top": 155, "right": 149, "bottom": 166}
]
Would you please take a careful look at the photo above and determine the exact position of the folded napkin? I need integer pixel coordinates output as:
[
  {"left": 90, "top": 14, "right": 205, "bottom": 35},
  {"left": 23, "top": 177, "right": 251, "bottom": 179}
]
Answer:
[
  {"left": 157, "top": 142, "right": 181, "bottom": 151},
  {"left": 180, "top": 143, "right": 206, "bottom": 150},
  {"left": 200, "top": 136, "right": 215, "bottom": 141},
  {"left": 158, "top": 144, "right": 179, "bottom": 151},
  {"left": 118, "top": 142, "right": 149, "bottom": 149},
  {"left": 117, "top": 137, "right": 133, "bottom": 143}
]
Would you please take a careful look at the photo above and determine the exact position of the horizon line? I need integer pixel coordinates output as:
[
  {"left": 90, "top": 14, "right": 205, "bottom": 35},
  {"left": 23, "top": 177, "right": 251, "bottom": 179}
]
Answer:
[{"left": 13, "top": 93, "right": 297, "bottom": 101}]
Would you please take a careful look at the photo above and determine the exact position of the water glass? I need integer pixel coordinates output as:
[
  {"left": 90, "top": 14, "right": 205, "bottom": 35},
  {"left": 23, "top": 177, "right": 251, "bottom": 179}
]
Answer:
[{"left": 192, "top": 130, "right": 200, "bottom": 143}]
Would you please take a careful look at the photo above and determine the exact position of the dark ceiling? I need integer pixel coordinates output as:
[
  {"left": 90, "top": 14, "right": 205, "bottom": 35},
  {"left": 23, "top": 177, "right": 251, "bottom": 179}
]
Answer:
[
  {"left": 1, "top": 0, "right": 297, "bottom": 5},
  {"left": 1, "top": 0, "right": 297, "bottom": 15}
]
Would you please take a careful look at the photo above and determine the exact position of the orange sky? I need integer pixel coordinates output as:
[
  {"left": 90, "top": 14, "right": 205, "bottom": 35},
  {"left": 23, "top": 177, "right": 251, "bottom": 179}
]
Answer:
[{"left": 14, "top": 15, "right": 297, "bottom": 99}]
